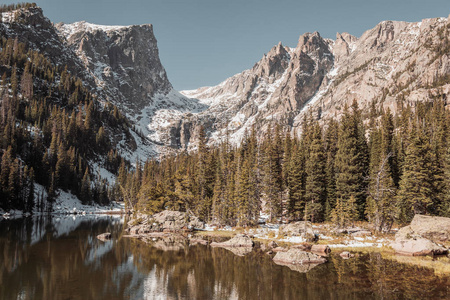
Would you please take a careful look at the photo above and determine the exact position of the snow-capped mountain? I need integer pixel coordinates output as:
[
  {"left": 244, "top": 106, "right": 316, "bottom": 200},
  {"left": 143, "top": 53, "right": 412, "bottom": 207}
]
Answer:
[
  {"left": 178, "top": 15, "right": 450, "bottom": 147},
  {"left": 55, "top": 20, "right": 208, "bottom": 155},
  {"left": 179, "top": 32, "right": 334, "bottom": 146},
  {"left": 2, "top": 5, "right": 449, "bottom": 155}
]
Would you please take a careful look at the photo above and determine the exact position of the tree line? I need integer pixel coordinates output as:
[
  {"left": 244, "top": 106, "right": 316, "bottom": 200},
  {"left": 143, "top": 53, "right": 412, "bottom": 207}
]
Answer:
[{"left": 119, "top": 98, "right": 450, "bottom": 232}]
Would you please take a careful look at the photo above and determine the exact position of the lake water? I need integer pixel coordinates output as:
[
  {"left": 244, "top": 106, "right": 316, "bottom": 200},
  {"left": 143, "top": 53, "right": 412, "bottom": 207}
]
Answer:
[{"left": 0, "top": 216, "right": 449, "bottom": 300}]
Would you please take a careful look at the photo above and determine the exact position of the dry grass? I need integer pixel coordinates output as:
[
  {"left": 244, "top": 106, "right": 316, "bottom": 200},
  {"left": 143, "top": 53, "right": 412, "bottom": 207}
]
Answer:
[
  {"left": 194, "top": 230, "right": 236, "bottom": 238},
  {"left": 382, "top": 252, "right": 450, "bottom": 276}
]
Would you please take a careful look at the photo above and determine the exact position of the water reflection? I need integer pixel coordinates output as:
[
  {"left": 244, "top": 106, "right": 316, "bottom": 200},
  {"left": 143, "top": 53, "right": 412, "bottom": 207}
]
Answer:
[{"left": 0, "top": 217, "right": 449, "bottom": 300}]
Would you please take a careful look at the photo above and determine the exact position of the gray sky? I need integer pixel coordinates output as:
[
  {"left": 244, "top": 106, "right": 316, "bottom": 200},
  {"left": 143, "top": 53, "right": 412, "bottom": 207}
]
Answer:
[{"left": 15, "top": 0, "right": 450, "bottom": 90}]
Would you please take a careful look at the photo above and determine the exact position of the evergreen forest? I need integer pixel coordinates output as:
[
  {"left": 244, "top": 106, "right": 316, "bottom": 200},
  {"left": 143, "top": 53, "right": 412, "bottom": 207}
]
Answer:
[
  {"left": 0, "top": 34, "right": 129, "bottom": 212},
  {"left": 119, "top": 98, "right": 450, "bottom": 232}
]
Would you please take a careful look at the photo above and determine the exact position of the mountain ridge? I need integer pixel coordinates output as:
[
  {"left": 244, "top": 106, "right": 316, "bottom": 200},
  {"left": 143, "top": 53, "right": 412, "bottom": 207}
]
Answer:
[{"left": 178, "top": 15, "right": 450, "bottom": 147}]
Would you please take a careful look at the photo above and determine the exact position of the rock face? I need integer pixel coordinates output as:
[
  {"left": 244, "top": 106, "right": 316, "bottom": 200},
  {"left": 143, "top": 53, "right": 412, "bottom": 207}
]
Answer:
[
  {"left": 279, "top": 221, "right": 315, "bottom": 241},
  {"left": 0, "top": 7, "right": 89, "bottom": 80},
  {"left": 390, "top": 215, "right": 449, "bottom": 256},
  {"left": 56, "top": 22, "right": 170, "bottom": 112},
  {"left": 127, "top": 210, "right": 205, "bottom": 234},
  {"left": 55, "top": 20, "right": 207, "bottom": 154},
  {"left": 273, "top": 249, "right": 327, "bottom": 272},
  {"left": 179, "top": 33, "right": 334, "bottom": 148}
]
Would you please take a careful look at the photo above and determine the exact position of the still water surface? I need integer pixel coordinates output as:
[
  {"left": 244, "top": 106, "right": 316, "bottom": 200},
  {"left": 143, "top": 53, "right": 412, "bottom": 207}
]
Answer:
[{"left": 0, "top": 216, "right": 449, "bottom": 300}]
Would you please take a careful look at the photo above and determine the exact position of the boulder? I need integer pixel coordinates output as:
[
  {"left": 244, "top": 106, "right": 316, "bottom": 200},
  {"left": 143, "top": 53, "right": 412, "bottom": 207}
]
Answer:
[
  {"left": 292, "top": 243, "right": 312, "bottom": 251},
  {"left": 390, "top": 216, "right": 449, "bottom": 256},
  {"left": 127, "top": 210, "right": 205, "bottom": 234},
  {"left": 408, "top": 215, "right": 450, "bottom": 243},
  {"left": 279, "top": 221, "right": 315, "bottom": 241},
  {"left": 210, "top": 234, "right": 254, "bottom": 248},
  {"left": 97, "top": 232, "right": 112, "bottom": 241},
  {"left": 272, "top": 247, "right": 287, "bottom": 252},
  {"left": 311, "top": 244, "right": 331, "bottom": 255},
  {"left": 273, "top": 249, "right": 327, "bottom": 266},
  {"left": 390, "top": 234, "right": 447, "bottom": 256}
]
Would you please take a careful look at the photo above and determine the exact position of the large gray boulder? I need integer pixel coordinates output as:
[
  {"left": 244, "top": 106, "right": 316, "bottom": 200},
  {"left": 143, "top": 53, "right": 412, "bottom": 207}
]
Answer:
[
  {"left": 273, "top": 249, "right": 327, "bottom": 272},
  {"left": 279, "top": 221, "right": 315, "bottom": 241},
  {"left": 390, "top": 215, "right": 449, "bottom": 256},
  {"left": 408, "top": 215, "right": 450, "bottom": 243},
  {"left": 210, "top": 234, "right": 254, "bottom": 256},
  {"left": 210, "top": 234, "right": 254, "bottom": 248},
  {"left": 127, "top": 210, "right": 205, "bottom": 234}
]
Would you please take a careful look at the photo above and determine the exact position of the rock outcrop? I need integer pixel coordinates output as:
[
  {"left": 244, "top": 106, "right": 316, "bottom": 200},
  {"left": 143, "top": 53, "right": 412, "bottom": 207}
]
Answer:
[
  {"left": 210, "top": 234, "right": 254, "bottom": 248},
  {"left": 407, "top": 215, "right": 450, "bottom": 243},
  {"left": 390, "top": 215, "right": 449, "bottom": 256},
  {"left": 273, "top": 249, "right": 327, "bottom": 273},
  {"left": 126, "top": 210, "right": 205, "bottom": 234},
  {"left": 210, "top": 234, "right": 254, "bottom": 256},
  {"left": 56, "top": 21, "right": 171, "bottom": 112},
  {"left": 279, "top": 221, "right": 316, "bottom": 241}
]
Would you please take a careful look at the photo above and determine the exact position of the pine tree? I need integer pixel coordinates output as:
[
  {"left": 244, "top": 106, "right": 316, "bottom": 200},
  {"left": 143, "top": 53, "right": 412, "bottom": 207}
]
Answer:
[
  {"left": 304, "top": 123, "right": 326, "bottom": 222},
  {"left": 366, "top": 110, "right": 398, "bottom": 232},
  {"left": 397, "top": 123, "right": 434, "bottom": 221},
  {"left": 263, "top": 125, "right": 283, "bottom": 221},
  {"left": 334, "top": 101, "right": 369, "bottom": 220},
  {"left": 440, "top": 147, "right": 450, "bottom": 217},
  {"left": 323, "top": 119, "right": 339, "bottom": 221},
  {"left": 80, "top": 167, "right": 91, "bottom": 204},
  {"left": 331, "top": 195, "right": 358, "bottom": 228}
]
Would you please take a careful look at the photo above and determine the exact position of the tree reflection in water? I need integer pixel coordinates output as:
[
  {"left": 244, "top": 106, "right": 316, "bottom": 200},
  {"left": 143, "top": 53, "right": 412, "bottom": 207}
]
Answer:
[{"left": 0, "top": 217, "right": 449, "bottom": 300}]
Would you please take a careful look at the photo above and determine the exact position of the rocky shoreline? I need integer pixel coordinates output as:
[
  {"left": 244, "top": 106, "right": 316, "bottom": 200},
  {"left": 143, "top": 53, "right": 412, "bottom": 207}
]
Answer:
[{"left": 123, "top": 211, "right": 450, "bottom": 273}]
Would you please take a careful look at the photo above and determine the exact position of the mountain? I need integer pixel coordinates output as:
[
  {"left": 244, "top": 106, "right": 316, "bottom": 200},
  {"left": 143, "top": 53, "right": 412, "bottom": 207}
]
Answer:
[
  {"left": 178, "top": 15, "right": 450, "bottom": 147},
  {"left": 1, "top": 5, "right": 206, "bottom": 160},
  {"left": 0, "top": 4, "right": 206, "bottom": 212},
  {"left": 6, "top": 5, "right": 447, "bottom": 155},
  {"left": 54, "top": 20, "right": 207, "bottom": 155}
]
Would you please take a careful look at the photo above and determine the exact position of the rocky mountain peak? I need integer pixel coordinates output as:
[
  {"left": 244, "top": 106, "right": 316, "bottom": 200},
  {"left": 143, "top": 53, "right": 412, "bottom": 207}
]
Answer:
[
  {"left": 55, "top": 21, "right": 172, "bottom": 113},
  {"left": 296, "top": 31, "right": 326, "bottom": 54}
]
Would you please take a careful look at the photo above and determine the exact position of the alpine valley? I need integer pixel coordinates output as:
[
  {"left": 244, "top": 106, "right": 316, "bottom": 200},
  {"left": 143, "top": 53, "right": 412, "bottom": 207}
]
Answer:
[{"left": 0, "top": 3, "right": 449, "bottom": 217}]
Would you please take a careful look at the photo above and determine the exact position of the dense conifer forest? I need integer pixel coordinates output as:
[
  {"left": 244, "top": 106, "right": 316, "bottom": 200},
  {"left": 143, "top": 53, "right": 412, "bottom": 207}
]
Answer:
[
  {"left": 0, "top": 33, "right": 129, "bottom": 212},
  {"left": 120, "top": 98, "right": 450, "bottom": 232}
]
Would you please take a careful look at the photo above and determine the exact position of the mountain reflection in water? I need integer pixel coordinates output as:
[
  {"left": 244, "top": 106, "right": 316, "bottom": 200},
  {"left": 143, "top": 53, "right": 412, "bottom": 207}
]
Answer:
[{"left": 0, "top": 216, "right": 449, "bottom": 300}]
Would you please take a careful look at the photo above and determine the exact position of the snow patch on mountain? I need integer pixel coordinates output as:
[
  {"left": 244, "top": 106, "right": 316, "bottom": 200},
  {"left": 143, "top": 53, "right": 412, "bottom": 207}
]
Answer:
[{"left": 57, "top": 21, "right": 133, "bottom": 37}]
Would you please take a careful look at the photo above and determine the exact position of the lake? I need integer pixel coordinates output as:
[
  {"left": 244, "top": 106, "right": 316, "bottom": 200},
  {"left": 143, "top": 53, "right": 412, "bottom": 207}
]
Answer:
[{"left": 0, "top": 216, "right": 449, "bottom": 299}]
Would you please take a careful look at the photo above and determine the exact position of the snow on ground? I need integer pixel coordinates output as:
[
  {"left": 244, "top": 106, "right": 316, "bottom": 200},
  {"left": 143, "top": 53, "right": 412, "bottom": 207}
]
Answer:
[
  {"left": 91, "top": 162, "right": 116, "bottom": 185},
  {"left": 1, "top": 184, "right": 125, "bottom": 219},
  {"left": 52, "top": 189, "right": 125, "bottom": 215}
]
